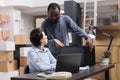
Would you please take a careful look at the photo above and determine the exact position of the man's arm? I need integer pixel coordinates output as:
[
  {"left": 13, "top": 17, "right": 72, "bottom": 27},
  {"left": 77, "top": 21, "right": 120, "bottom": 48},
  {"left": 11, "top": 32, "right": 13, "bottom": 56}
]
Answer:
[
  {"left": 65, "top": 15, "right": 89, "bottom": 39},
  {"left": 65, "top": 15, "right": 93, "bottom": 47},
  {"left": 41, "top": 21, "right": 65, "bottom": 47}
]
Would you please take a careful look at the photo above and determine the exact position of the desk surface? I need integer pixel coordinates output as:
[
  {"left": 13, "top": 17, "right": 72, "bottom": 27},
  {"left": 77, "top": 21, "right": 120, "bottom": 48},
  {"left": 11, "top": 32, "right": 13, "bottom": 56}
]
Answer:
[{"left": 11, "top": 63, "right": 114, "bottom": 80}]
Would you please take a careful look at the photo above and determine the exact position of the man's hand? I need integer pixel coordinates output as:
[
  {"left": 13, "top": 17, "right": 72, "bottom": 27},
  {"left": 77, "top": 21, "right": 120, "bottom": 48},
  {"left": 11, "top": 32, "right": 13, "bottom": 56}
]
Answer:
[
  {"left": 54, "top": 39, "right": 65, "bottom": 47},
  {"left": 86, "top": 37, "right": 94, "bottom": 52},
  {"left": 86, "top": 37, "right": 93, "bottom": 46}
]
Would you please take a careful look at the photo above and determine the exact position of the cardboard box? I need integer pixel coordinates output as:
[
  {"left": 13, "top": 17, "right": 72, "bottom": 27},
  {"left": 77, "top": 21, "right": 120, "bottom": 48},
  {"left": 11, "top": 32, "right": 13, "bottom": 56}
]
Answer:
[
  {"left": 95, "top": 46, "right": 108, "bottom": 62},
  {"left": 0, "top": 15, "right": 5, "bottom": 23},
  {"left": 91, "top": 72, "right": 105, "bottom": 80},
  {"left": 0, "top": 15, "right": 9, "bottom": 23},
  {"left": 19, "top": 67, "right": 25, "bottom": 76},
  {"left": 20, "top": 56, "right": 28, "bottom": 67},
  {"left": 2, "top": 30, "right": 10, "bottom": 40},
  {"left": 0, "top": 51, "right": 14, "bottom": 62},
  {"left": 0, "top": 14, "right": 4, "bottom": 23},
  {"left": 116, "top": 63, "right": 120, "bottom": 80},
  {"left": 0, "top": 41, "right": 15, "bottom": 51},
  {"left": 35, "top": 18, "right": 44, "bottom": 28},
  {"left": 0, "top": 30, "right": 2, "bottom": 40},
  {"left": 112, "top": 22, "right": 120, "bottom": 26},
  {"left": 0, "top": 60, "right": 17, "bottom": 72},
  {"left": 20, "top": 47, "right": 32, "bottom": 56},
  {"left": 96, "top": 26, "right": 120, "bottom": 46},
  {"left": 118, "top": 0, "right": 120, "bottom": 9},
  {"left": 14, "top": 35, "right": 28, "bottom": 44},
  {"left": 109, "top": 63, "right": 120, "bottom": 80},
  {"left": 95, "top": 46, "right": 120, "bottom": 63},
  {"left": 0, "top": 30, "right": 10, "bottom": 40},
  {"left": 110, "top": 47, "right": 120, "bottom": 63}
]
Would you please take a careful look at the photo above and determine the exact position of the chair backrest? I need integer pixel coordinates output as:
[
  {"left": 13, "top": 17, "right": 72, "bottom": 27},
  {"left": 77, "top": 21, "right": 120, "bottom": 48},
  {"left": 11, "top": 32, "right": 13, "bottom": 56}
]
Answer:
[{"left": 24, "top": 65, "right": 29, "bottom": 74}]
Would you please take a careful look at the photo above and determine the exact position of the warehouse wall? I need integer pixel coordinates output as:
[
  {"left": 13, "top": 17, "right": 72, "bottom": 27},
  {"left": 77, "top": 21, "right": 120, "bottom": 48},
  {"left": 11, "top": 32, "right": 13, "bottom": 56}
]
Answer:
[{"left": 21, "top": 13, "right": 34, "bottom": 43}]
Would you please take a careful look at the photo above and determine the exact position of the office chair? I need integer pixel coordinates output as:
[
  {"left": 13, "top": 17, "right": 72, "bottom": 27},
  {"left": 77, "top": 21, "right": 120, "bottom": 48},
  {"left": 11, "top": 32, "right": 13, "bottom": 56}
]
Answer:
[{"left": 24, "top": 65, "right": 29, "bottom": 74}]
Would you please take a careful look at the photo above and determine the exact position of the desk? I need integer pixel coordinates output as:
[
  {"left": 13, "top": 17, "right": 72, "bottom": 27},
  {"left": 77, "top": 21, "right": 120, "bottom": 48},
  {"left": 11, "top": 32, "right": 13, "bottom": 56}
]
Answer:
[{"left": 11, "top": 63, "right": 114, "bottom": 80}]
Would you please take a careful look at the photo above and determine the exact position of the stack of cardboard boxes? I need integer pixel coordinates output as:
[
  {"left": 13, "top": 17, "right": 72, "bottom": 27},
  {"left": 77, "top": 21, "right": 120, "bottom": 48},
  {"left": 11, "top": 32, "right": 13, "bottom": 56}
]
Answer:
[
  {"left": 0, "top": 14, "right": 10, "bottom": 41},
  {"left": 0, "top": 14, "right": 9, "bottom": 24},
  {"left": 14, "top": 35, "right": 28, "bottom": 45},
  {"left": 19, "top": 47, "right": 32, "bottom": 75},
  {"left": 96, "top": 25, "right": 120, "bottom": 80},
  {"left": 0, "top": 41, "right": 17, "bottom": 72},
  {"left": 13, "top": 23, "right": 30, "bottom": 75},
  {"left": 0, "top": 29, "right": 10, "bottom": 41},
  {"left": 0, "top": 14, "right": 19, "bottom": 80},
  {"left": 0, "top": 14, "right": 18, "bottom": 72}
]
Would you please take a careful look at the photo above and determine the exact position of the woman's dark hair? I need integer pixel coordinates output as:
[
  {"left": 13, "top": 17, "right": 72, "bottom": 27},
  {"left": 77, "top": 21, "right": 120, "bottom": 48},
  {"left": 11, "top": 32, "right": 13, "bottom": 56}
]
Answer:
[
  {"left": 47, "top": 3, "right": 60, "bottom": 12},
  {"left": 30, "top": 28, "right": 43, "bottom": 47}
]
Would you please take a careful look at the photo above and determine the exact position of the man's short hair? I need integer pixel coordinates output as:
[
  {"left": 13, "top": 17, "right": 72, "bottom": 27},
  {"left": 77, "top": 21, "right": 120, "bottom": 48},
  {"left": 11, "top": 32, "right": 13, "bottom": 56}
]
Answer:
[{"left": 47, "top": 3, "right": 60, "bottom": 12}]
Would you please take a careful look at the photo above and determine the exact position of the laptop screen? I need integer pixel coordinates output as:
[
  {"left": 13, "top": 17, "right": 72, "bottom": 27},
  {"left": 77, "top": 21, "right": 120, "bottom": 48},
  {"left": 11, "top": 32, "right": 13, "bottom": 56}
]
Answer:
[
  {"left": 60, "top": 46, "right": 95, "bottom": 67},
  {"left": 55, "top": 54, "right": 82, "bottom": 73},
  {"left": 60, "top": 46, "right": 85, "bottom": 66}
]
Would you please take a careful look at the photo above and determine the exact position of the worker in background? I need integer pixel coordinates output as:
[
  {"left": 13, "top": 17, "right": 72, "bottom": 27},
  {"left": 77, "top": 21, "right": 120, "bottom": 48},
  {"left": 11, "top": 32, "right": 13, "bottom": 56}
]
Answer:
[{"left": 42, "top": 3, "right": 93, "bottom": 58}]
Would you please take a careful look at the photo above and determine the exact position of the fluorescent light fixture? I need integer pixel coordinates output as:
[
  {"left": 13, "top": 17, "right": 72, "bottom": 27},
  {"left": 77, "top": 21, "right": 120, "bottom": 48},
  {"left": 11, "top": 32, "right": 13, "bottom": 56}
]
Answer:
[{"left": 74, "top": 0, "right": 105, "bottom": 3}]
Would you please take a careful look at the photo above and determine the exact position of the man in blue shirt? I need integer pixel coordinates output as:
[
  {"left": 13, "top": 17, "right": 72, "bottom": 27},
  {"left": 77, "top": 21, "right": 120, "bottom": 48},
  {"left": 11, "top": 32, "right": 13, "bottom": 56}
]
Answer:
[
  {"left": 42, "top": 3, "right": 93, "bottom": 58},
  {"left": 28, "top": 28, "right": 56, "bottom": 73}
]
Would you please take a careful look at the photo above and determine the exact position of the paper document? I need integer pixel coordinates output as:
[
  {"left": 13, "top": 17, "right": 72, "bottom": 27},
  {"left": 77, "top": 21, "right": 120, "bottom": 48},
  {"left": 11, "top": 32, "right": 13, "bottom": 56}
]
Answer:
[
  {"left": 37, "top": 71, "right": 72, "bottom": 79},
  {"left": 79, "top": 65, "right": 90, "bottom": 70}
]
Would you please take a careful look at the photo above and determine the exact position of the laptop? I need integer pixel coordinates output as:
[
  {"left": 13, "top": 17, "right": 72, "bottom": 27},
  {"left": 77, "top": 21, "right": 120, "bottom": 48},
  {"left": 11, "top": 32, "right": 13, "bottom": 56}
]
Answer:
[
  {"left": 37, "top": 54, "right": 82, "bottom": 78},
  {"left": 55, "top": 54, "right": 82, "bottom": 73}
]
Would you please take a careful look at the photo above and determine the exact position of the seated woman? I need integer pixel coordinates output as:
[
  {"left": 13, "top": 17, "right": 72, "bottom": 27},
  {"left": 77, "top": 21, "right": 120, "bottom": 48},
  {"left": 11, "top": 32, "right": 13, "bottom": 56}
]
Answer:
[{"left": 28, "top": 28, "right": 56, "bottom": 73}]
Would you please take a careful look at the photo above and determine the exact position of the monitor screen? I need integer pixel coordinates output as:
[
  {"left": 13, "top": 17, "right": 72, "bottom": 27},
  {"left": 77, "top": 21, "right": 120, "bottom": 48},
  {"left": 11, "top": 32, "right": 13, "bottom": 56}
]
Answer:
[
  {"left": 60, "top": 46, "right": 95, "bottom": 67},
  {"left": 56, "top": 54, "right": 82, "bottom": 73},
  {"left": 60, "top": 46, "right": 85, "bottom": 66}
]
